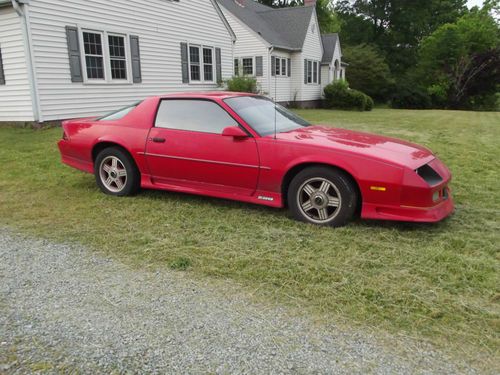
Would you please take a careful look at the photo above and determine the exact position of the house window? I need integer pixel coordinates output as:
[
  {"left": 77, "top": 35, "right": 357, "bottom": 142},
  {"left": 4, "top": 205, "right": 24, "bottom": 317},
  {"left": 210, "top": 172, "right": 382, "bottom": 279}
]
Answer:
[
  {"left": 281, "top": 58, "right": 287, "bottom": 76},
  {"left": 307, "top": 60, "right": 312, "bottom": 83},
  {"left": 83, "top": 31, "right": 105, "bottom": 80},
  {"left": 242, "top": 58, "right": 253, "bottom": 75},
  {"left": 108, "top": 35, "right": 127, "bottom": 80},
  {"left": 203, "top": 47, "right": 214, "bottom": 82},
  {"left": 234, "top": 58, "right": 239, "bottom": 76},
  {"left": 189, "top": 46, "right": 201, "bottom": 81},
  {"left": 306, "top": 59, "right": 319, "bottom": 84},
  {"left": 313, "top": 61, "right": 318, "bottom": 84},
  {"left": 275, "top": 58, "right": 280, "bottom": 76}
]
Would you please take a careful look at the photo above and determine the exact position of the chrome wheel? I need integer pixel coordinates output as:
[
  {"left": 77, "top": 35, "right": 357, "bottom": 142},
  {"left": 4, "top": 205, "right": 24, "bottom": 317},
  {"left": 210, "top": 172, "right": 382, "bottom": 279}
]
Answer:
[
  {"left": 99, "top": 156, "right": 127, "bottom": 193},
  {"left": 297, "top": 177, "right": 342, "bottom": 224}
]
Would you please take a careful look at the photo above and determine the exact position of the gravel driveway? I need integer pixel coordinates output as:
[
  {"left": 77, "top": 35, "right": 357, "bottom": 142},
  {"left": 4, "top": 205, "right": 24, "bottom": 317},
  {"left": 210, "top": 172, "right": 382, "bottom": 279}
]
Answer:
[{"left": 0, "top": 228, "right": 477, "bottom": 374}]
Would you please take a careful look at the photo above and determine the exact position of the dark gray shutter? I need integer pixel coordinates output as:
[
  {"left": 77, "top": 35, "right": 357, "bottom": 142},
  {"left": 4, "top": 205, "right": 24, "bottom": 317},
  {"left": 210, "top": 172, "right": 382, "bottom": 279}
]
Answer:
[
  {"left": 255, "top": 56, "right": 263, "bottom": 77},
  {"left": 215, "top": 47, "right": 222, "bottom": 83},
  {"left": 65, "top": 26, "right": 83, "bottom": 82},
  {"left": 180, "top": 42, "right": 189, "bottom": 83},
  {"left": 287, "top": 58, "right": 291, "bottom": 77},
  {"left": 304, "top": 59, "right": 307, "bottom": 84},
  {"left": 318, "top": 62, "right": 321, "bottom": 84},
  {"left": 129, "top": 35, "right": 142, "bottom": 83},
  {"left": 0, "top": 48, "right": 5, "bottom": 85},
  {"left": 271, "top": 56, "right": 276, "bottom": 77}
]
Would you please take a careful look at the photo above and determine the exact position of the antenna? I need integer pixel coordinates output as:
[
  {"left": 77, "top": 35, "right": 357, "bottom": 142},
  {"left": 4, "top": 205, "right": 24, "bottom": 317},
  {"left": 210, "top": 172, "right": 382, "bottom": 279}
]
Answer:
[{"left": 274, "top": 64, "right": 277, "bottom": 140}]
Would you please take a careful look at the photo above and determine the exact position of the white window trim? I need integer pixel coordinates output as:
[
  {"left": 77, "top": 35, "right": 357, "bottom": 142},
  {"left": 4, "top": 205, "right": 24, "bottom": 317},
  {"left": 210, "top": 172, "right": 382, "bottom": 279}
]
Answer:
[
  {"left": 272, "top": 55, "right": 289, "bottom": 77},
  {"left": 241, "top": 56, "right": 255, "bottom": 77},
  {"left": 305, "top": 59, "right": 320, "bottom": 85},
  {"left": 78, "top": 28, "right": 132, "bottom": 85},
  {"left": 188, "top": 44, "right": 216, "bottom": 84}
]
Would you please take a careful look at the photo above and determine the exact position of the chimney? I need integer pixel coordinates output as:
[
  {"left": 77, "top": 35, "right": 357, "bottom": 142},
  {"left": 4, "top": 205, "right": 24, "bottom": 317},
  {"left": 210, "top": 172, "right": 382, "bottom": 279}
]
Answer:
[{"left": 304, "top": 0, "right": 317, "bottom": 6}]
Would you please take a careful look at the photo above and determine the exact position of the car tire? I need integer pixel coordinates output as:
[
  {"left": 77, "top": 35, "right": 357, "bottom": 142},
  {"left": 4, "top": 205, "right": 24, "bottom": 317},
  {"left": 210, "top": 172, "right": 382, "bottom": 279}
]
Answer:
[
  {"left": 94, "top": 147, "right": 140, "bottom": 196},
  {"left": 287, "top": 166, "right": 358, "bottom": 227}
]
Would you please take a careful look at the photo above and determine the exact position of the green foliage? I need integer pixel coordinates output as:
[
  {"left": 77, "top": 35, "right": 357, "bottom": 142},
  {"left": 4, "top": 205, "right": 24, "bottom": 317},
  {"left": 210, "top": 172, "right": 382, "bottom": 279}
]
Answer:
[
  {"left": 390, "top": 84, "right": 432, "bottom": 109},
  {"left": 417, "top": 8, "right": 500, "bottom": 109},
  {"left": 342, "top": 44, "right": 394, "bottom": 102},
  {"left": 226, "top": 76, "right": 259, "bottom": 93},
  {"left": 169, "top": 257, "right": 192, "bottom": 270},
  {"left": 324, "top": 80, "right": 373, "bottom": 111}
]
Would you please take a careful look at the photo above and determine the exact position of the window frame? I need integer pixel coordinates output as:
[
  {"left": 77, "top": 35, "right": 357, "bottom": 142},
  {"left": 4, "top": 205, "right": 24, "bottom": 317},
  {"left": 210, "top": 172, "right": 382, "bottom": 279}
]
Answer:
[
  {"left": 241, "top": 57, "right": 254, "bottom": 76},
  {"left": 153, "top": 98, "right": 251, "bottom": 136},
  {"left": 188, "top": 44, "right": 216, "bottom": 84},
  {"left": 272, "top": 56, "right": 290, "bottom": 77},
  {"left": 107, "top": 33, "right": 128, "bottom": 81},
  {"left": 78, "top": 27, "right": 132, "bottom": 85},
  {"left": 305, "top": 59, "right": 319, "bottom": 85}
]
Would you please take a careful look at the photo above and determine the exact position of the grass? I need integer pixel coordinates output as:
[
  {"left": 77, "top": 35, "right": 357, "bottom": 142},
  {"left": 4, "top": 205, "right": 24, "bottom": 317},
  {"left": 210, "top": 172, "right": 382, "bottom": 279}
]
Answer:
[{"left": 0, "top": 108, "right": 499, "bottom": 369}]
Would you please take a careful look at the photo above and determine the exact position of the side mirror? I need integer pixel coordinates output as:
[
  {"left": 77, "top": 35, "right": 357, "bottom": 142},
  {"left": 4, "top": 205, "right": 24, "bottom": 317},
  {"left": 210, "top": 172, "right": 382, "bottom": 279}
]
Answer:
[{"left": 222, "top": 126, "right": 248, "bottom": 139}]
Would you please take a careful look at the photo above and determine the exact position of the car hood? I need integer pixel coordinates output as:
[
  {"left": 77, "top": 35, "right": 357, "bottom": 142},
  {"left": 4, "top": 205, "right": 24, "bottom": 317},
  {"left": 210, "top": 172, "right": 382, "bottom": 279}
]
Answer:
[{"left": 276, "top": 125, "right": 434, "bottom": 169}]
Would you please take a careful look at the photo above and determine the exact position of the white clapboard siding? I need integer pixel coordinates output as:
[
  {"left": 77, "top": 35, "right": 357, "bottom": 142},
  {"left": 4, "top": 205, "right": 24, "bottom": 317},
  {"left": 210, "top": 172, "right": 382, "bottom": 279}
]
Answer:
[
  {"left": 0, "top": 7, "right": 34, "bottom": 121},
  {"left": 299, "top": 11, "right": 323, "bottom": 102},
  {"left": 269, "top": 49, "right": 292, "bottom": 102},
  {"left": 220, "top": 7, "right": 270, "bottom": 95},
  {"left": 28, "top": 0, "right": 234, "bottom": 121}
]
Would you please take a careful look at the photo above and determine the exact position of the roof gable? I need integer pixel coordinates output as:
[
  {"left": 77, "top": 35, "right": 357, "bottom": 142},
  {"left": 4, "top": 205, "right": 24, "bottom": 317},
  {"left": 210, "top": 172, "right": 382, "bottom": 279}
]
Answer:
[
  {"left": 321, "top": 33, "right": 339, "bottom": 64},
  {"left": 218, "top": 0, "right": 314, "bottom": 51}
]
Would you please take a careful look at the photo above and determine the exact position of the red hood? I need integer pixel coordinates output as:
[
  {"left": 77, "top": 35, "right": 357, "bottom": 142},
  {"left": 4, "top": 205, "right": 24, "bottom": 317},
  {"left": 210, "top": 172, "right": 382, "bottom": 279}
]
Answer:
[{"left": 276, "top": 125, "right": 435, "bottom": 169}]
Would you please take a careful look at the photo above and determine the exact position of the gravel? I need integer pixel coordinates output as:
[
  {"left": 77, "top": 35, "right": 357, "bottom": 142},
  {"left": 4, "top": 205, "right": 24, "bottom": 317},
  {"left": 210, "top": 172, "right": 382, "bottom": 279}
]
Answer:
[{"left": 0, "top": 228, "right": 478, "bottom": 374}]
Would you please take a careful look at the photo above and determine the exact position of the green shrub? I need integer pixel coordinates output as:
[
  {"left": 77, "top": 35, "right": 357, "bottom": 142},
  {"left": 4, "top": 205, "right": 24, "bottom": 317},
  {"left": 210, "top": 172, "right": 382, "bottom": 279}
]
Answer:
[
  {"left": 323, "top": 80, "right": 374, "bottom": 111},
  {"left": 226, "top": 76, "right": 258, "bottom": 93},
  {"left": 390, "top": 85, "right": 432, "bottom": 109}
]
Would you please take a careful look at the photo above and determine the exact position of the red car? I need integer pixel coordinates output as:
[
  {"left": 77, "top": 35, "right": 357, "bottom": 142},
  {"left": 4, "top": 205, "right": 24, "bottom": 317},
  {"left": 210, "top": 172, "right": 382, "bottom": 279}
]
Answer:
[{"left": 58, "top": 92, "right": 454, "bottom": 227}]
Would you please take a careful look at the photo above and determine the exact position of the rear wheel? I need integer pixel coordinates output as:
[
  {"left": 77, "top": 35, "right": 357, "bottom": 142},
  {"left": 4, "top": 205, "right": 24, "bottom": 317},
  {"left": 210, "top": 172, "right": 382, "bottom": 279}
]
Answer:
[
  {"left": 94, "top": 147, "right": 140, "bottom": 196},
  {"left": 287, "top": 167, "right": 358, "bottom": 227}
]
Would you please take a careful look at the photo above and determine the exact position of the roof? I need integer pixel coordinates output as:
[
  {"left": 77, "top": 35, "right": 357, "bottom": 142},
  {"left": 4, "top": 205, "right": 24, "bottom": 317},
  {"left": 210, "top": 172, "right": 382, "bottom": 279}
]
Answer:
[
  {"left": 321, "top": 33, "right": 339, "bottom": 63},
  {"left": 218, "top": 0, "right": 315, "bottom": 51}
]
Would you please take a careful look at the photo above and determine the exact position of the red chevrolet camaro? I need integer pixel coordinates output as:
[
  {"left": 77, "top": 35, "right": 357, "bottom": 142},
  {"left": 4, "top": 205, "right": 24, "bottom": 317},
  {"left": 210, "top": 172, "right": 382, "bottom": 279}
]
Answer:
[{"left": 58, "top": 92, "right": 454, "bottom": 227}]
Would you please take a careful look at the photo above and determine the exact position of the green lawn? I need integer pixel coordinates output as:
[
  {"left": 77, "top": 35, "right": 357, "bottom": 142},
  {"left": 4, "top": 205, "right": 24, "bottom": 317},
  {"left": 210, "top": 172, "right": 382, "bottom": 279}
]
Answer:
[{"left": 1, "top": 109, "right": 499, "bottom": 369}]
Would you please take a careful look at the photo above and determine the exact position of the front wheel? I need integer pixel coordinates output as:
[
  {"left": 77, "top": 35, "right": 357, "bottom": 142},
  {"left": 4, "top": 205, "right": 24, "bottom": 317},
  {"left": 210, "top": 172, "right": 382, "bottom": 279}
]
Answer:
[
  {"left": 94, "top": 147, "right": 140, "bottom": 196},
  {"left": 287, "top": 167, "right": 358, "bottom": 227}
]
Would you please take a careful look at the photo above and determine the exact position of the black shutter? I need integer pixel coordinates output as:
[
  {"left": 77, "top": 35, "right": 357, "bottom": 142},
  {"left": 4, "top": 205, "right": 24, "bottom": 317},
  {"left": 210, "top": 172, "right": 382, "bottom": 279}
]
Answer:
[
  {"left": 65, "top": 26, "right": 83, "bottom": 82},
  {"left": 215, "top": 47, "right": 222, "bottom": 83},
  {"left": 255, "top": 56, "right": 263, "bottom": 77},
  {"left": 180, "top": 42, "right": 189, "bottom": 83},
  {"left": 318, "top": 62, "right": 321, "bottom": 84},
  {"left": 0, "top": 48, "right": 5, "bottom": 85},
  {"left": 287, "top": 58, "right": 291, "bottom": 78},
  {"left": 304, "top": 59, "right": 307, "bottom": 84},
  {"left": 129, "top": 35, "right": 142, "bottom": 83},
  {"left": 271, "top": 56, "right": 276, "bottom": 77}
]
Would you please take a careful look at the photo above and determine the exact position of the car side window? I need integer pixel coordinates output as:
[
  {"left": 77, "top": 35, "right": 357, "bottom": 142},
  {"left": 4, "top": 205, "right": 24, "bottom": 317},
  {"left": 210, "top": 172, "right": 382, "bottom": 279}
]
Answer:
[{"left": 155, "top": 99, "right": 238, "bottom": 134}]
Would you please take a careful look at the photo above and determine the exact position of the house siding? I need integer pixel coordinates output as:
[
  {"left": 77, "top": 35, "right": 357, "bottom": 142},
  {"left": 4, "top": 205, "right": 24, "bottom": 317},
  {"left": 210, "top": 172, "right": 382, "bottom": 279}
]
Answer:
[
  {"left": 0, "top": 7, "right": 34, "bottom": 121},
  {"left": 27, "top": 0, "right": 234, "bottom": 121},
  {"left": 299, "top": 11, "right": 323, "bottom": 102}
]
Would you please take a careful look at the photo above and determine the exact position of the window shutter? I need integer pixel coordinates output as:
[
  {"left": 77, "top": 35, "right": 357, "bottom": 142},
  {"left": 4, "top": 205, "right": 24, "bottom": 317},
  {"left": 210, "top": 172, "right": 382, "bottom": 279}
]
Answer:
[
  {"left": 0, "top": 48, "right": 5, "bottom": 85},
  {"left": 255, "top": 56, "right": 263, "bottom": 77},
  {"left": 65, "top": 26, "right": 83, "bottom": 82},
  {"left": 271, "top": 56, "right": 276, "bottom": 77},
  {"left": 130, "top": 35, "right": 142, "bottom": 83},
  {"left": 318, "top": 62, "right": 321, "bottom": 84},
  {"left": 304, "top": 59, "right": 307, "bottom": 84},
  {"left": 180, "top": 42, "right": 189, "bottom": 83},
  {"left": 215, "top": 47, "right": 222, "bottom": 83},
  {"left": 287, "top": 58, "right": 291, "bottom": 78}
]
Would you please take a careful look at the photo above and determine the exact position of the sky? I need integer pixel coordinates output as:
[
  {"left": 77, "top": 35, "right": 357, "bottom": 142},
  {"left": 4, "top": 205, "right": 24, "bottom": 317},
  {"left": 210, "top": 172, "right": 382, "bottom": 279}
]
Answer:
[{"left": 467, "top": 0, "right": 484, "bottom": 8}]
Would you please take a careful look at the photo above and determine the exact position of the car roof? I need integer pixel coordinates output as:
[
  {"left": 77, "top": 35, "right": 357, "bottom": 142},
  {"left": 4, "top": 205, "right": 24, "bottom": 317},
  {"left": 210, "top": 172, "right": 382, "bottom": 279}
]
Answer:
[{"left": 155, "top": 91, "right": 259, "bottom": 100}]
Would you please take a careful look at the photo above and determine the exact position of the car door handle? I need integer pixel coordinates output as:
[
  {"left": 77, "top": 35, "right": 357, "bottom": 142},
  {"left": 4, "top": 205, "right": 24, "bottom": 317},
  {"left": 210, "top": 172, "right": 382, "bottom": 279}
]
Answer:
[{"left": 150, "top": 137, "right": 166, "bottom": 143}]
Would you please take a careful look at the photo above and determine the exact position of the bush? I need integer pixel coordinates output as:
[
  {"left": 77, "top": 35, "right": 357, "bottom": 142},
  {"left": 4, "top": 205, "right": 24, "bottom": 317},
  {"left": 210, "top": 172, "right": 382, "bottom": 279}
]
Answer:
[
  {"left": 323, "top": 80, "right": 373, "bottom": 111},
  {"left": 390, "top": 85, "right": 432, "bottom": 109},
  {"left": 226, "top": 76, "right": 258, "bottom": 93}
]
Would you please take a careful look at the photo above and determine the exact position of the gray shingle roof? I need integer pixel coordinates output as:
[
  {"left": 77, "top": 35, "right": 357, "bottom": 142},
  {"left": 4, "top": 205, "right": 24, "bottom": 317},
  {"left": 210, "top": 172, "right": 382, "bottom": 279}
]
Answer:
[
  {"left": 218, "top": 0, "right": 314, "bottom": 51},
  {"left": 321, "top": 33, "right": 338, "bottom": 63}
]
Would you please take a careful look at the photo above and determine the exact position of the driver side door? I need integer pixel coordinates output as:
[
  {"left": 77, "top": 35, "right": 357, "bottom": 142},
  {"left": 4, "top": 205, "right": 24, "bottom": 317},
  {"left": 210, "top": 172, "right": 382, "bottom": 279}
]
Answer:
[{"left": 145, "top": 99, "right": 260, "bottom": 196}]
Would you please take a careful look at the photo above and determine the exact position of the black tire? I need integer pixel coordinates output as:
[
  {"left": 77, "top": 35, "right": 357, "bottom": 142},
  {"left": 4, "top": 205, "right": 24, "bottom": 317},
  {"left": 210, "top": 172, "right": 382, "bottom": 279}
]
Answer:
[
  {"left": 287, "top": 166, "right": 358, "bottom": 227},
  {"left": 94, "top": 147, "right": 140, "bottom": 196}
]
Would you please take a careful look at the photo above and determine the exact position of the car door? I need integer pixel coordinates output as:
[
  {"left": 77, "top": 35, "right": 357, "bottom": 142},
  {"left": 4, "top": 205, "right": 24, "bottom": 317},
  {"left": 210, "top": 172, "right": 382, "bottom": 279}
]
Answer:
[{"left": 145, "top": 99, "right": 260, "bottom": 196}]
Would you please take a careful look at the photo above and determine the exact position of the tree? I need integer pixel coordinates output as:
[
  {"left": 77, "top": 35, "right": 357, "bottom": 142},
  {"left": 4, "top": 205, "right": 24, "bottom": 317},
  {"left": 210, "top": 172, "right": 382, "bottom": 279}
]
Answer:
[
  {"left": 342, "top": 44, "right": 394, "bottom": 101},
  {"left": 417, "top": 6, "right": 500, "bottom": 109}
]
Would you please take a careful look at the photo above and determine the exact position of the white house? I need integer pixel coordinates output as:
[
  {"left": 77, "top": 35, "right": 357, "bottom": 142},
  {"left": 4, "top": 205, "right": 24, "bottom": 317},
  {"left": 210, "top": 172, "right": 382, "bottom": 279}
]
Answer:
[
  {"left": 0, "top": 0, "right": 236, "bottom": 122},
  {"left": 218, "top": 0, "right": 345, "bottom": 107}
]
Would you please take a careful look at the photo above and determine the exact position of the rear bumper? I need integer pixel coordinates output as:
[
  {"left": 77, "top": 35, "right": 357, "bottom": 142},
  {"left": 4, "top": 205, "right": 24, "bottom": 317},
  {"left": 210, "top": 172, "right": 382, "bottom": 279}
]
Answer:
[
  {"left": 361, "top": 196, "right": 454, "bottom": 223},
  {"left": 58, "top": 140, "right": 93, "bottom": 174}
]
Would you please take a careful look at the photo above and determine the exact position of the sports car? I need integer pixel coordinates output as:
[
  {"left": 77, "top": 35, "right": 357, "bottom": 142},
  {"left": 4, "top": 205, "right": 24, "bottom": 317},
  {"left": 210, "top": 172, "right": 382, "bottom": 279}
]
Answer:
[{"left": 58, "top": 92, "right": 454, "bottom": 227}]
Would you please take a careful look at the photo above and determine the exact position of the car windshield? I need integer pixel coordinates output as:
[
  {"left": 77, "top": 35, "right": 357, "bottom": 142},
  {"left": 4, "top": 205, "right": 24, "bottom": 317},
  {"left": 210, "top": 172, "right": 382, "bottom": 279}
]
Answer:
[
  {"left": 224, "top": 96, "right": 310, "bottom": 136},
  {"left": 98, "top": 101, "right": 142, "bottom": 121}
]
